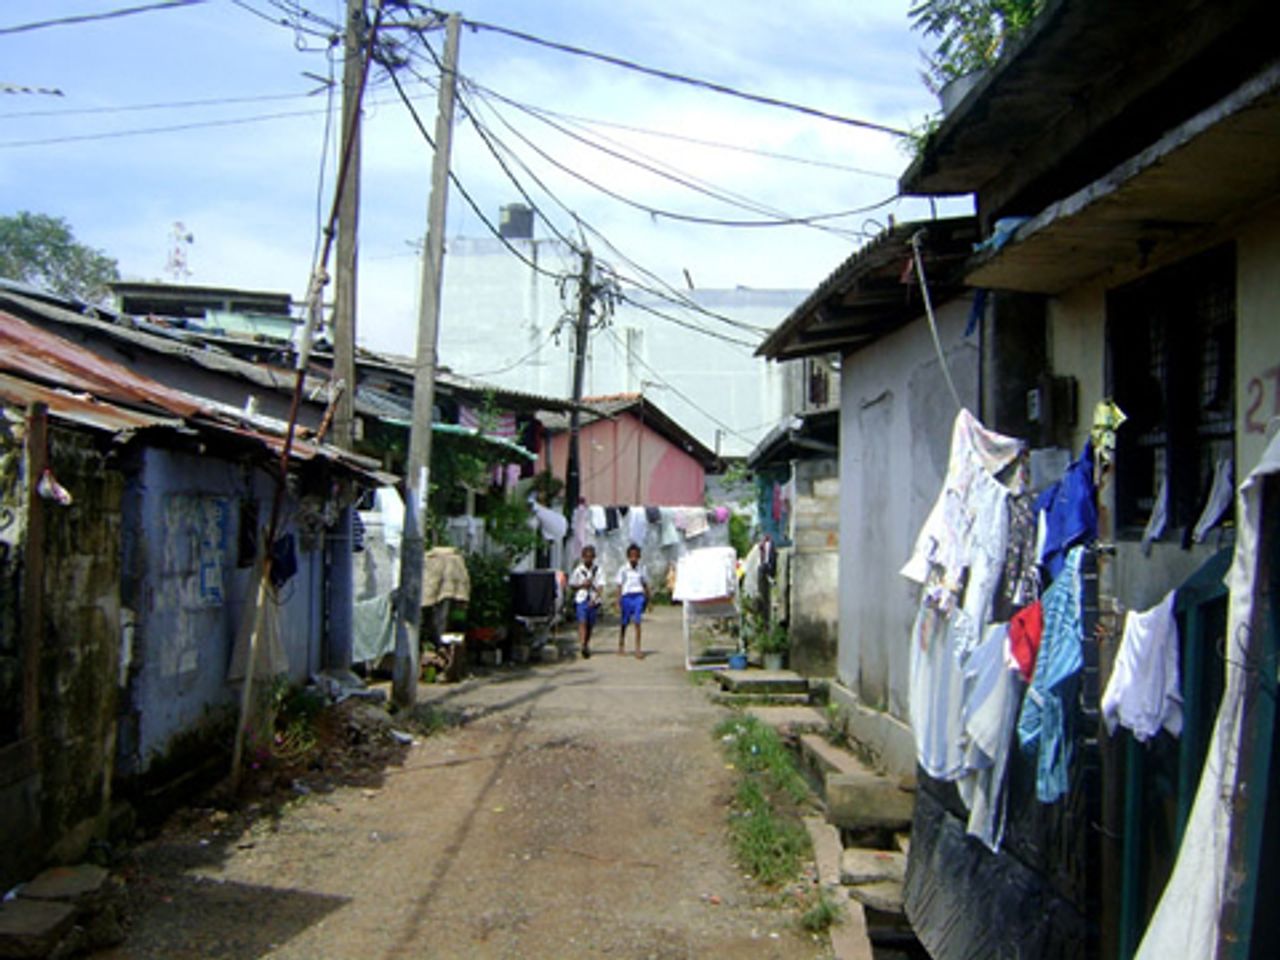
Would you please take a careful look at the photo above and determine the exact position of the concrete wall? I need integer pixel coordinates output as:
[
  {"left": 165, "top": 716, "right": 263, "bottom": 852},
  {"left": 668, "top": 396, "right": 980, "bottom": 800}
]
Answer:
[
  {"left": 119, "top": 447, "right": 326, "bottom": 776},
  {"left": 1043, "top": 204, "right": 1280, "bottom": 613},
  {"left": 438, "top": 237, "right": 804, "bottom": 457},
  {"left": 541, "top": 412, "right": 706, "bottom": 506},
  {"left": 788, "top": 459, "right": 839, "bottom": 676},
  {"left": 837, "top": 296, "right": 977, "bottom": 771}
]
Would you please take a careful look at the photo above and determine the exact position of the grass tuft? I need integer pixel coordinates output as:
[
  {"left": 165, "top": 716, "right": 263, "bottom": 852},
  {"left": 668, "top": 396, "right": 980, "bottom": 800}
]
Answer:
[{"left": 799, "top": 889, "right": 843, "bottom": 933}]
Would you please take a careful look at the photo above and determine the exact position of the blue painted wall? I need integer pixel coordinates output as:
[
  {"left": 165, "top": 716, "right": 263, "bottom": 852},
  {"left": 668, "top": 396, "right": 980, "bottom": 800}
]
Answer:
[{"left": 119, "top": 447, "right": 325, "bottom": 774}]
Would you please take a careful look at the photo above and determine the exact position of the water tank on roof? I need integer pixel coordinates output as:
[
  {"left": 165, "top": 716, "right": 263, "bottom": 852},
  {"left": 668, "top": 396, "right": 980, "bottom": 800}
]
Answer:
[{"left": 498, "top": 203, "right": 534, "bottom": 240}]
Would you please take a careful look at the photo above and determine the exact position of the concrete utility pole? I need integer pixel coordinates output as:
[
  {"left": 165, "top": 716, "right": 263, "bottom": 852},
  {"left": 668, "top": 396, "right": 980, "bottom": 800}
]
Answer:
[
  {"left": 563, "top": 248, "right": 593, "bottom": 519},
  {"left": 392, "top": 11, "right": 461, "bottom": 709},
  {"left": 332, "top": 0, "right": 364, "bottom": 451}
]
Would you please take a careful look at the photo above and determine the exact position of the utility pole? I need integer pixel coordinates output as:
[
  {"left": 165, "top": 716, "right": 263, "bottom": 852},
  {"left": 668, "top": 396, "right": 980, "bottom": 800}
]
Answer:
[
  {"left": 332, "top": 0, "right": 364, "bottom": 451},
  {"left": 563, "top": 248, "right": 593, "bottom": 519},
  {"left": 323, "top": 0, "right": 370, "bottom": 675},
  {"left": 392, "top": 11, "right": 461, "bottom": 709}
]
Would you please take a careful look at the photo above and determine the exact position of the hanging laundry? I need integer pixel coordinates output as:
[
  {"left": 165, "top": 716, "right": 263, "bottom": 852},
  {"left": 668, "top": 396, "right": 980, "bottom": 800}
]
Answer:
[
  {"left": 771, "top": 483, "right": 782, "bottom": 523},
  {"left": 1102, "top": 590, "right": 1182, "bottom": 741},
  {"left": 904, "top": 408, "right": 1023, "bottom": 780},
  {"left": 956, "top": 622, "right": 1024, "bottom": 852},
  {"left": 572, "top": 504, "right": 590, "bottom": 548},
  {"left": 531, "top": 503, "right": 568, "bottom": 542},
  {"left": 628, "top": 506, "right": 648, "bottom": 547},
  {"left": 909, "top": 602, "right": 970, "bottom": 780},
  {"left": 1003, "top": 491, "right": 1040, "bottom": 607},
  {"left": 589, "top": 505, "right": 607, "bottom": 533},
  {"left": 1091, "top": 399, "right": 1127, "bottom": 468},
  {"left": 684, "top": 508, "right": 710, "bottom": 539},
  {"left": 1008, "top": 600, "right": 1044, "bottom": 682},
  {"left": 604, "top": 506, "right": 620, "bottom": 532},
  {"left": 1141, "top": 473, "right": 1169, "bottom": 555},
  {"left": 1192, "top": 458, "right": 1234, "bottom": 543},
  {"left": 1016, "top": 545, "right": 1085, "bottom": 804},
  {"left": 659, "top": 508, "right": 680, "bottom": 547},
  {"left": 713, "top": 505, "right": 730, "bottom": 523},
  {"left": 1034, "top": 440, "right": 1097, "bottom": 581},
  {"left": 645, "top": 505, "right": 661, "bottom": 523}
]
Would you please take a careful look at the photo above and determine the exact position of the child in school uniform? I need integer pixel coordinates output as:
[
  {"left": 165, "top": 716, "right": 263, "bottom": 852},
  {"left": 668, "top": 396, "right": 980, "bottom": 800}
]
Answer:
[
  {"left": 568, "top": 544, "right": 605, "bottom": 658},
  {"left": 616, "top": 542, "right": 651, "bottom": 658}
]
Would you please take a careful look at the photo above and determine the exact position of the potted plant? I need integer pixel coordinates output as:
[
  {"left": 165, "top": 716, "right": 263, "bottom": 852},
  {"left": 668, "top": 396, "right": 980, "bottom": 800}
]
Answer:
[
  {"left": 463, "top": 551, "right": 511, "bottom": 646},
  {"left": 909, "top": 0, "right": 1043, "bottom": 110},
  {"left": 756, "top": 622, "right": 789, "bottom": 672}
]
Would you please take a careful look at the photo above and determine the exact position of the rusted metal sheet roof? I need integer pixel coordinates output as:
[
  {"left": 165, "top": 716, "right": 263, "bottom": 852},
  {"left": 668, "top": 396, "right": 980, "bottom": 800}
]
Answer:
[
  {"left": 0, "top": 308, "right": 204, "bottom": 417},
  {"left": 0, "top": 371, "right": 178, "bottom": 434}
]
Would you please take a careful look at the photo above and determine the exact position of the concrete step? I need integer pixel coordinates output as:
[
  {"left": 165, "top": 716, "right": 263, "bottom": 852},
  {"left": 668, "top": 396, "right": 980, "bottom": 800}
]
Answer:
[
  {"left": 802, "top": 816, "right": 875, "bottom": 960},
  {"left": 826, "top": 770, "right": 915, "bottom": 833},
  {"left": 711, "top": 691, "right": 812, "bottom": 708},
  {"left": 745, "top": 705, "right": 828, "bottom": 736},
  {"left": 713, "top": 669, "right": 809, "bottom": 696},
  {"left": 0, "top": 899, "right": 77, "bottom": 959},
  {"left": 799, "top": 733, "right": 873, "bottom": 779},
  {"left": 846, "top": 879, "right": 905, "bottom": 915},
  {"left": 840, "top": 848, "right": 907, "bottom": 886}
]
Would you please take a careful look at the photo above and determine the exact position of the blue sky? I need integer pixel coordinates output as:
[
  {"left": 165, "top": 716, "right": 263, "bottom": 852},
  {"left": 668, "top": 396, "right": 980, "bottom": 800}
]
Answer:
[{"left": 1, "top": 1, "right": 967, "bottom": 353}]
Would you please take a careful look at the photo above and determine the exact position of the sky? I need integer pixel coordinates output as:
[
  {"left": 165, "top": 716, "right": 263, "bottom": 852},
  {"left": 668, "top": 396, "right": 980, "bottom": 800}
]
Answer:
[{"left": 0, "top": 0, "right": 969, "bottom": 358}]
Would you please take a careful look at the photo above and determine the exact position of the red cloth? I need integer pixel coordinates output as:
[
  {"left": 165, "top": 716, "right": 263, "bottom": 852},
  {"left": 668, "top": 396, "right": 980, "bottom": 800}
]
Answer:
[{"left": 1009, "top": 600, "right": 1044, "bottom": 682}]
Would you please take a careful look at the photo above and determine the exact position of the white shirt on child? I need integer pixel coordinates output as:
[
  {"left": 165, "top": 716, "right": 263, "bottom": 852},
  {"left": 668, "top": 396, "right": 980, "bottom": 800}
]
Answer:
[
  {"left": 617, "top": 563, "right": 649, "bottom": 595},
  {"left": 569, "top": 562, "right": 605, "bottom": 605}
]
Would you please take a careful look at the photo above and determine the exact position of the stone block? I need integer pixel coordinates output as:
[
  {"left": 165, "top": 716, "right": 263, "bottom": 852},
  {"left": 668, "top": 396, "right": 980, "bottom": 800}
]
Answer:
[
  {"left": 0, "top": 899, "right": 76, "bottom": 959},
  {"left": 840, "top": 848, "right": 906, "bottom": 885},
  {"left": 19, "top": 865, "right": 108, "bottom": 904},
  {"left": 846, "top": 879, "right": 905, "bottom": 915},
  {"left": 813, "top": 477, "right": 842, "bottom": 499},
  {"left": 826, "top": 771, "right": 914, "bottom": 832}
]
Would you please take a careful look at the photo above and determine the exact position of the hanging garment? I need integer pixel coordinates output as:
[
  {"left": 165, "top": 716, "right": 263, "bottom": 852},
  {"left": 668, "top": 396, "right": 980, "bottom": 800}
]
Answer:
[
  {"left": 1016, "top": 545, "right": 1085, "bottom": 803},
  {"left": 956, "top": 623, "right": 1024, "bottom": 852},
  {"left": 684, "top": 508, "right": 710, "bottom": 539},
  {"left": 1192, "top": 458, "right": 1234, "bottom": 543},
  {"left": 909, "top": 601, "right": 970, "bottom": 780},
  {"left": 1102, "top": 590, "right": 1182, "bottom": 741},
  {"left": 604, "top": 506, "right": 620, "bottom": 532},
  {"left": 950, "top": 466, "right": 1011, "bottom": 661},
  {"left": 645, "top": 505, "right": 661, "bottom": 523},
  {"left": 572, "top": 504, "right": 590, "bottom": 549},
  {"left": 771, "top": 483, "right": 782, "bottom": 523},
  {"left": 421, "top": 547, "right": 470, "bottom": 606},
  {"left": 1141, "top": 473, "right": 1169, "bottom": 555},
  {"left": 659, "top": 508, "right": 680, "bottom": 546},
  {"left": 1003, "top": 492, "right": 1040, "bottom": 607},
  {"left": 628, "top": 506, "right": 648, "bottom": 547},
  {"left": 532, "top": 503, "right": 568, "bottom": 542},
  {"left": 589, "top": 505, "right": 607, "bottom": 533},
  {"left": 713, "top": 505, "right": 730, "bottom": 523},
  {"left": 1034, "top": 441, "right": 1097, "bottom": 581},
  {"left": 902, "top": 408, "right": 1023, "bottom": 593},
  {"left": 1134, "top": 430, "right": 1279, "bottom": 959},
  {"left": 1008, "top": 600, "right": 1044, "bottom": 683}
]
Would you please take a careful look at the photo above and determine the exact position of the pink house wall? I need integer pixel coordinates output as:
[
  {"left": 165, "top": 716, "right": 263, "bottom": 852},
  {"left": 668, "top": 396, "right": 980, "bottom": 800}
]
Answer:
[{"left": 539, "top": 411, "right": 705, "bottom": 506}]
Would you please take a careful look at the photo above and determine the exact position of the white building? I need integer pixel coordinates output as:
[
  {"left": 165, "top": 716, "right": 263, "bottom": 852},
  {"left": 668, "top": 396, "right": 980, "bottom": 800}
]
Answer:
[{"left": 436, "top": 220, "right": 806, "bottom": 458}]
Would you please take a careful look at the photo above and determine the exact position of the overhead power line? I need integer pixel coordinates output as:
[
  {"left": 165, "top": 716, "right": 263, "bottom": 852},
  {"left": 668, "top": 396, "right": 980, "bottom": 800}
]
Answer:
[
  {"left": 423, "top": 10, "right": 910, "bottom": 138},
  {"left": 0, "top": 90, "right": 321, "bottom": 120},
  {"left": 0, "top": 0, "right": 207, "bottom": 36}
]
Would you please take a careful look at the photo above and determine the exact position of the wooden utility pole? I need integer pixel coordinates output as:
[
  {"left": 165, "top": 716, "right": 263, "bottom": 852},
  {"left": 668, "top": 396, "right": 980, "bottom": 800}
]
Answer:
[
  {"left": 392, "top": 11, "right": 461, "bottom": 709},
  {"left": 563, "top": 248, "right": 593, "bottom": 518},
  {"left": 332, "top": 0, "right": 364, "bottom": 451}
]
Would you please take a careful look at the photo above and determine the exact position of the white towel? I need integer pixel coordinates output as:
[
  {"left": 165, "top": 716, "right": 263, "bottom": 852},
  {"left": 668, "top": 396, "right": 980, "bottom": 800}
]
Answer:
[{"left": 1102, "top": 590, "right": 1182, "bottom": 741}]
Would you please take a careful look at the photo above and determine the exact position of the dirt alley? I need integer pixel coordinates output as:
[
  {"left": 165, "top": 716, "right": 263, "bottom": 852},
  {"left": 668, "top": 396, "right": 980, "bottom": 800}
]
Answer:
[{"left": 104, "top": 604, "right": 831, "bottom": 959}]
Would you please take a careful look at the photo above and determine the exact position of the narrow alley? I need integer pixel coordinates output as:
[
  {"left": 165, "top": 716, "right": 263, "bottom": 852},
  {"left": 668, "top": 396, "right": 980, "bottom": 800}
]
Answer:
[{"left": 102, "top": 606, "right": 827, "bottom": 960}]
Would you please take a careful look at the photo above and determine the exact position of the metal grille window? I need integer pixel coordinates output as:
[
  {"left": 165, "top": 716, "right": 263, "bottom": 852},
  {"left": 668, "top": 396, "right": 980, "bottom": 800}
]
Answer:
[{"left": 1107, "top": 244, "right": 1236, "bottom": 536}]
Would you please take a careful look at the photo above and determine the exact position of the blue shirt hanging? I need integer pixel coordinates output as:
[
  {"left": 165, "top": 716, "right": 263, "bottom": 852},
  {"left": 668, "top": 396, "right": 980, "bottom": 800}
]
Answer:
[{"left": 1035, "top": 440, "right": 1097, "bottom": 580}]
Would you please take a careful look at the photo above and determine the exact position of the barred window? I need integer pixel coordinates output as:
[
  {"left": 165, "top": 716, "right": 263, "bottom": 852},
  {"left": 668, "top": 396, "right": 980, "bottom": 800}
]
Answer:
[{"left": 1107, "top": 244, "right": 1235, "bottom": 536}]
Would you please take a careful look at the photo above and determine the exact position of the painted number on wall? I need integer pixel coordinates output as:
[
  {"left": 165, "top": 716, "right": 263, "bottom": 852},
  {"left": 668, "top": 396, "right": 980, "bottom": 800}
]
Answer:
[{"left": 1245, "top": 364, "right": 1280, "bottom": 434}]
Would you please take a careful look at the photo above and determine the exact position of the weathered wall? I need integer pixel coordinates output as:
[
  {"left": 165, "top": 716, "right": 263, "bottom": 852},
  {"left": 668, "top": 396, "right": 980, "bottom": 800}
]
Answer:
[
  {"left": 119, "top": 447, "right": 326, "bottom": 776},
  {"left": 1236, "top": 200, "right": 1280, "bottom": 472},
  {"left": 787, "top": 459, "right": 839, "bottom": 676},
  {"left": 542, "top": 413, "right": 706, "bottom": 506},
  {"left": 837, "top": 296, "right": 977, "bottom": 771},
  {"left": 38, "top": 428, "right": 124, "bottom": 865}
]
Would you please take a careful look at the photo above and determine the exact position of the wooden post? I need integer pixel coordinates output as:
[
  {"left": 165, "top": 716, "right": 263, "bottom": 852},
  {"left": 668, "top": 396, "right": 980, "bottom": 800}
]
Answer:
[
  {"left": 563, "top": 248, "right": 592, "bottom": 519},
  {"left": 21, "top": 403, "right": 47, "bottom": 742},
  {"left": 392, "top": 11, "right": 461, "bottom": 709}
]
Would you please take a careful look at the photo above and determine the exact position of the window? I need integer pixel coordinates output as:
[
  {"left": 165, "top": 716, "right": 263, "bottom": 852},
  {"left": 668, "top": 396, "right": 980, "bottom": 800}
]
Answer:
[{"left": 1108, "top": 244, "right": 1235, "bottom": 536}]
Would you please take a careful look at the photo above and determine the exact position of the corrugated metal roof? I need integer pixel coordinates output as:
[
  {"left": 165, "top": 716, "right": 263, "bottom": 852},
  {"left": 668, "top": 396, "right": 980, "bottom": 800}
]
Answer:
[
  {"left": 0, "top": 371, "right": 178, "bottom": 434},
  {"left": 0, "top": 308, "right": 204, "bottom": 417}
]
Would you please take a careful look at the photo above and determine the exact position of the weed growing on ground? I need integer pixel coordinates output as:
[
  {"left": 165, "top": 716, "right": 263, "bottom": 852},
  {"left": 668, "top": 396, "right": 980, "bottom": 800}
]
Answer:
[
  {"left": 404, "top": 703, "right": 461, "bottom": 736},
  {"left": 799, "top": 889, "right": 843, "bottom": 933},
  {"left": 716, "top": 713, "right": 814, "bottom": 886}
]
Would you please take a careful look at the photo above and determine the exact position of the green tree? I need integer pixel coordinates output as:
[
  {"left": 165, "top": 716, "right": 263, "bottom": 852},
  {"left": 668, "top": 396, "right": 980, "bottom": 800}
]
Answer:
[
  {"left": 0, "top": 211, "right": 120, "bottom": 303},
  {"left": 909, "top": 0, "right": 1044, "bottom": 91}
]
